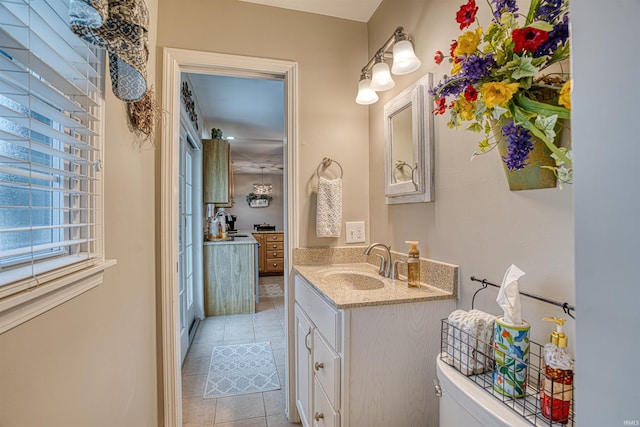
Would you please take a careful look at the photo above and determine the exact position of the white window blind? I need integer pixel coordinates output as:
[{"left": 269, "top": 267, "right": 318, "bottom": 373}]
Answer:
[{"left": 0, "top": 0, "right": 104, "bottom": 298}]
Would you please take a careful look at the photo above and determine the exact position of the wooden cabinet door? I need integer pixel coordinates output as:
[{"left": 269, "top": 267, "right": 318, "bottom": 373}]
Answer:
[{"left": 203, "top": 138, "right": 229, "bottom": 204}]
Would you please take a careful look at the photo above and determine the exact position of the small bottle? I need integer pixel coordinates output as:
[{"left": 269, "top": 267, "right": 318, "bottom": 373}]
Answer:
[
  {"left": 540, "top": 317, "right": 574, "bottom": 424},
  {"left": 405, "top": 241, "right": 420, "bottom": 288},
  {"left": 207, "top": 217, "right": 216, "bottom": 241}
]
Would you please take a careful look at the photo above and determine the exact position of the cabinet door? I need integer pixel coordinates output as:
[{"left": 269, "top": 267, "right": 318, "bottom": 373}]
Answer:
[
  {"left": 203, "top": 138, "right": 229, "bottom": 204},
  {"left": 295, "top": 304, "right": 314, "bottom": 427}
]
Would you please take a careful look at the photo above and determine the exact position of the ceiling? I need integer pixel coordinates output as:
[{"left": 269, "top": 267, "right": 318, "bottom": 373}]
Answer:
[
  {"left": 187, "top": 73, "right": 285, "bottom": 175},
  {"left": 238, "top": 0, "right": 382, "bottom": 22},
  {"left": 186, "top": 1, "right": 381, "bottom": 175}
]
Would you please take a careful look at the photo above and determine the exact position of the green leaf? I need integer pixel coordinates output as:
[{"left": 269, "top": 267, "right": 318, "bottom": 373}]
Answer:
[
  {"left": 500, "top": 12, "right": 517, "bottom": 28},
  {"left": 534, "top": 114, "right": 558, "bottom": 141},
  {"left": 467, "top": 122, "right": 483, "bottom": 133},
  {"left": 528, "top": 21, "right": 554, "bottom": 32},
  {"left": 478, "top": 139, "right": 491, "bottom": 152},
  {"left": 511, "top": 56, "right": 539, "bottom": 80},
  {"left": 492, "top": 105, "right": 508, "bottom": 121},
  {"left": 526, "top": 0, "right": 542, "bottom": 25},
  {"left": 509, "top": 104, "right": 571, "bottom": 165},
  {"left": 514, "top": 93, "right": 571, "bottom": 119}
]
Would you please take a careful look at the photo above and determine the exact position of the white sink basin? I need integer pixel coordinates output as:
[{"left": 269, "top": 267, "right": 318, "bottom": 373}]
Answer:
[{"left": 323, "top": 272, "right": 385, "bottom": 290}]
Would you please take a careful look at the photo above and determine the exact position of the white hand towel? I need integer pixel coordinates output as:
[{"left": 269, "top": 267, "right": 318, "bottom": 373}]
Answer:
[{"left": 316, "top": 176, "right": 342, "bottom": 238}]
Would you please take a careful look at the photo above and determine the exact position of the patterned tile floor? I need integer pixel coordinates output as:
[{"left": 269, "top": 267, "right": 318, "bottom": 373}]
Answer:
[{"left": 182, "top": 275, "right": 298, "bottom": 427}]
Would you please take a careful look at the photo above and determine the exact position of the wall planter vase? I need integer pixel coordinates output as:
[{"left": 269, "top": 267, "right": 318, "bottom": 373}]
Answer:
[{"left": 493, "top": 119, "right": 559, "bottom": 191}]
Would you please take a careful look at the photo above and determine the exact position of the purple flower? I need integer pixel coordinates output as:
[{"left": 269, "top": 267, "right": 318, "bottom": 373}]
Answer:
[
  {"left": 461, "top": 54, "right": 497, "bottom": 81},
  {"left": 491, "top": 0, "right": 518, "bottom": 21},
  {"left": 429, "top": 75, "right": 468, "bottom": 99},
  {"left": 535, "top": 14, "right": 569, "bottom": 57},
  {"left": 535, "top": 0, "right": 564, "bottom": 22},
  {"left": 501, "top": 120, "right": 534, "bottom": 171}
]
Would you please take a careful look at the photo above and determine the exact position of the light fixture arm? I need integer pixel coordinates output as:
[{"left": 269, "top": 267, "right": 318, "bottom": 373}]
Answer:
[{"left": 360, "top": 26, "right": 407, "bottom": 75}]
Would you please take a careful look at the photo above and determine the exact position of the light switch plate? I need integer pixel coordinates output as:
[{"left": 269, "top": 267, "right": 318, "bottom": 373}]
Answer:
[{"left": 345, "top": 221, "right": 366, "bottom": 243}]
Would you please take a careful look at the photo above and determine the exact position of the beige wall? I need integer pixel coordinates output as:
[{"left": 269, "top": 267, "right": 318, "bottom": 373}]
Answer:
[
  {"left": 0, "top": 1, "right": 160, "bottom": 426},
  {"left": 367, "top": 0, "right": 575, "bottom": 345},
  {"left": 226, "top": 173, "right": 285, "bottom": 231},
  {"left": 157, "top": 0, "right": 370, "bottom": 247}
]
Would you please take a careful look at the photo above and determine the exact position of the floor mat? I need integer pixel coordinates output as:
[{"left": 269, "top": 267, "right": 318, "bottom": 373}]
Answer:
[
  {"left": 203, "top": 341, "right": 281, "bottom": 398},
  {"left": 259, "top": 283, "right": 284, "bottom": 298}
]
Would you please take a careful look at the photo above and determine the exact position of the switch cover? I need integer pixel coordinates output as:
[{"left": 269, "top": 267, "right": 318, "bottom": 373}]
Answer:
[{"left": 345, "top": 221, "right": 366, "bottom": 243}]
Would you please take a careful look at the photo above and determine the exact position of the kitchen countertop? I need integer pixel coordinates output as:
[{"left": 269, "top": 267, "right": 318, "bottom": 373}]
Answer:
[
  {"left": 204, "top": 233, "right": 257, "bottom": 245},
  {"left": 240, "top": 230, "right": 283, "bottom": 234},
  {"left": 294, "top": 263, "right": 454, "bottom": 309}
]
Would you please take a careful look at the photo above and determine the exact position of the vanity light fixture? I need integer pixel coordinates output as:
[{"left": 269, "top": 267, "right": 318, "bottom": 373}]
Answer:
[
  {"left": 355, "top": 26, "right": 422, "bottom": 105},
  {"left": 253, "top": 166, "right": 273, "bottom": 195}
]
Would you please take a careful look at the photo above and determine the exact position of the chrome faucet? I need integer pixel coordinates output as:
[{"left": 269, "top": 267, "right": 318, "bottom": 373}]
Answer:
[{"left": 364, "top": 243, "right": 391, "bottom": 278}]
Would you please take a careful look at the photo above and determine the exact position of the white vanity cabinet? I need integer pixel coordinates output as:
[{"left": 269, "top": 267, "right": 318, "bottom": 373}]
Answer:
[{"left": 294, "top": 271, "right": 456, "bottom": 427}]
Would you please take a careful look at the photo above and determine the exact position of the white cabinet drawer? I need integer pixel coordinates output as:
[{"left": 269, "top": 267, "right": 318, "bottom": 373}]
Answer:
[
  {"left": 313, "top": 329, "right": 340, "bottom": 409},
  {"left": 313, "top": 377, "right": 340, "bottom": 427},
  {"left": 295, "top": 275, "right": 340, "bottom": 349}
]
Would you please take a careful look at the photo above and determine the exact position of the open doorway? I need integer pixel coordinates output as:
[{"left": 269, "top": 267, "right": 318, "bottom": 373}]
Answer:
[{"left": 161, "top": 48, "right": 298, "bottom": 427}]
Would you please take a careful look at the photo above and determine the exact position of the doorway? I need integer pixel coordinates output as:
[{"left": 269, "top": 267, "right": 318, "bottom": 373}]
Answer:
[{"left": 161, "top": 48, "right": 298, "bottom": 427}]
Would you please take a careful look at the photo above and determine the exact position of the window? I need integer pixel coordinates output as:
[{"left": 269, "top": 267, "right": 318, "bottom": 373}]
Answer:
[{"left": 0, "top": 0, "right": 112, "bottom": 332}]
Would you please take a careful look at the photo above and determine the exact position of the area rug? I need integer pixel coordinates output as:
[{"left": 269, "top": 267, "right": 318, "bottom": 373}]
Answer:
[
  {"left": 259, "top": 283, "right": 284, "bottom": 298},
  {"left": 204, "top": 341, "right": 281, "bottom": 398}
]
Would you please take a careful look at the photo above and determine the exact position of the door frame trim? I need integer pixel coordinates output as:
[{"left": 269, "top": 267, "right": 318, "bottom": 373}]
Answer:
[{"left": 161, "top": 47, "right": 298, "bottom": 426}]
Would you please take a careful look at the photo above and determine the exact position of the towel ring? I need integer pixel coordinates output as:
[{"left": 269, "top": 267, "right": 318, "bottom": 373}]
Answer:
[{"left": 316, "top": 157, "right": 343, "bottom": 179}]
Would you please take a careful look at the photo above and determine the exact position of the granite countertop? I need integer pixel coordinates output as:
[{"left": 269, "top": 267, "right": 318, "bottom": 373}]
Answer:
[
  {"left": 294, "top": 263, "right": 454, "bottom": 309},
  {"left": 204, "top": 233, "right": 257, "bottom": 245}
]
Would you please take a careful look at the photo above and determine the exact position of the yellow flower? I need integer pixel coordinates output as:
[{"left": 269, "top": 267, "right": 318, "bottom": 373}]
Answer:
[
  {"left": 458, "top": 97, "right": 475, "bottom": 121},
  {"left": 558, "top": 80, "right": 571, "bottom": 109},
  {"left": 451, "top": 61, "right": 462, "bottom": 75},
  {"left": 454, "top": 27, "right": 483, "bottom": 57},
  {"left": 479, "top": 81, "right": 520, "bottom": 108}
]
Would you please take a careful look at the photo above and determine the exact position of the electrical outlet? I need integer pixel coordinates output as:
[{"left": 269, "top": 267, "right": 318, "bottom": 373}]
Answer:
[{"left": 345, "top": 221, "right": 366, "bottom": 243}]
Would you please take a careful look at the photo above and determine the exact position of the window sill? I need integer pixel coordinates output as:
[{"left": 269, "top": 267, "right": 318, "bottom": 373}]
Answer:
[{"left": 0, "top": 259, "right": 117, "bottom": 334}]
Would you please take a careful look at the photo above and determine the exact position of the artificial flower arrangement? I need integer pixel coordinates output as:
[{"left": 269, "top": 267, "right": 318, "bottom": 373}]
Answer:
[{"left": 430, "top": 0, "right": 572, "bottom": 187}]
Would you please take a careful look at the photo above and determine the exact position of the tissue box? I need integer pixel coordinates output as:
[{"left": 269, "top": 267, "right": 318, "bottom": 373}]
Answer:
[{"left": 446, "top": 309, "right": 496, "bottom": 375}]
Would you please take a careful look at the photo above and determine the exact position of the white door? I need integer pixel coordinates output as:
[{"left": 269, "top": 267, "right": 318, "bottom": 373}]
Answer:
[
  {"left": 180, "top": 125, "right": 197, "bottom": 363},
  {"left": 295, "top": 304, "right": 314, "bottom": 427}
]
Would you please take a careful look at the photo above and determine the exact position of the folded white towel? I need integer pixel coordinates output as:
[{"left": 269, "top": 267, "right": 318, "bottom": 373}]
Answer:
[
  {"left": 446, "top": 309, "right": 496, "bottom": 375},
  {"left": 316, "top": 177, "right": 342, "bottom": 238}
]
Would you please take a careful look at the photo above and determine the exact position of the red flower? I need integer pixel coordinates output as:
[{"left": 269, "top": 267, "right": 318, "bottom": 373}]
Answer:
[
  {"left": 512, "top": 27, "right": 549, "bottom": 53},
  {"left": 449, "top": 40, "right": 458, "bottom": 57},
  {"left": 434, "top": 51, "right": 444, "bottom": 65},
  {"left": 502, "top": 330, "right": 511, "bottom": 338},
  {"left": 463, "top": 85, "right": 478, "bottom": 101},
  {"left": 456, "top": 0, "right": 478, "bottom": 30},
  {"left": 433, "top": 97, "right": 447, "bottom": 115}
]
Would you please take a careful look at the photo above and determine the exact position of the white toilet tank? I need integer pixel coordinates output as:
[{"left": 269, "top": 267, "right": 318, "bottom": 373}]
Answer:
[{"left": 436, "top": 357, "right": 530, "bottom": 427}]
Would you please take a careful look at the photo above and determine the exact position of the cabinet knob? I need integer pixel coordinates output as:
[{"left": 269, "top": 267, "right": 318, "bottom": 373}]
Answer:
[
  {"left": 314, "top": 362, "right": 324, "bottom": 371},
  {"left": 272, "top": 252, "right": 277, "bottom": 257},
  {"left": 272, "top": 263, "right": 278, "bottom": 267},
  {"left": 272, "top": 244, "right": 277, "bottom": 248},
  {"left": 314, "top": 413, "right": 324, "bottom": 421},
  {"left": 272, "top": 235, "right": 278, "bottom": 240}
]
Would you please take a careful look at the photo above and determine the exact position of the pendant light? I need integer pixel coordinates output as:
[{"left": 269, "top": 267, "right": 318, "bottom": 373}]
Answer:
[
  {"left": 253, "top": 166, "right": 273, "bottom": 195},
  {"left": 355, "top": 72, "right": 379, "bottom": 105}
]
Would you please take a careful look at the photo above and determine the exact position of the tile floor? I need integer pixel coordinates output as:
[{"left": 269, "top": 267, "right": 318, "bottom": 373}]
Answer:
[{"left": 182, "top": 276, "right": 298, "bottom": 427}]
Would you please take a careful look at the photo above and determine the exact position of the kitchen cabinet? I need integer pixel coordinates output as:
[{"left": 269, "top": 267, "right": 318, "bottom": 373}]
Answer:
[
  {"left": 294, "top": 272, "right": 455, "bottom": 427},
  {"left": 203, "top": 138, "right": 233, "bottom": 205},
  {"left": 253, "top": 232, "right": 283, "bottom": 275},
  {"left": 203, "top": 240, "right": 257, "bottom": 315}
]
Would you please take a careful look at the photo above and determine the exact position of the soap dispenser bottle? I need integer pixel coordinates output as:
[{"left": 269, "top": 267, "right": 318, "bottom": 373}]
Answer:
[
  {"left": 540, "top": 317, "right": 574, "bottom": 424},
  {"left": 405, "top": 241, "right": 420, "bottom": 288}
]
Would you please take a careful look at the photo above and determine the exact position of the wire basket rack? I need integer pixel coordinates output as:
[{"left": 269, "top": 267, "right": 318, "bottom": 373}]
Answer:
[{"left": 440, "top": 318, "right": 575, "bottom": 426}]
